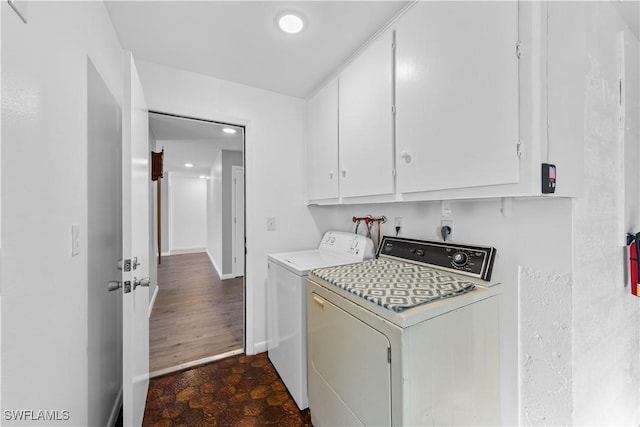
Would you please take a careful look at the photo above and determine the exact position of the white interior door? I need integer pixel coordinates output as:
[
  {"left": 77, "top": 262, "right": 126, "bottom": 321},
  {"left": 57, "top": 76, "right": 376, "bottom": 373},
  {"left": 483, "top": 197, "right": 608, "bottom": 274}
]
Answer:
[
  {"left": 232, "top": 165, "right": 245, "bottom": 277},
  {"left": 122, "top": 52, "right": 151, "bottom": 426}
]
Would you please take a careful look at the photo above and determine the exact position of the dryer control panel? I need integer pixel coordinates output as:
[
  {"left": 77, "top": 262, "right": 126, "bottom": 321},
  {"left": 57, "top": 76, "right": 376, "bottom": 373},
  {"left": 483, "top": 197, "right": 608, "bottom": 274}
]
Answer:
[{"left": 377, "top": 236, "right": 496, "bottom": 281}]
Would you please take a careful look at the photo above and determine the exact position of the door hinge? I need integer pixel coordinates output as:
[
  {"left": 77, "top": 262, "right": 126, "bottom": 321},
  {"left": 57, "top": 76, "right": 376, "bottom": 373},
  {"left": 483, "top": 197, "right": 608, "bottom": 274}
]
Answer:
[
  {"left": 516, "top": 40, "right": 522, "bottom": 59},
  {"left": 517, "top": 140, "right": 523, "bottom": 158},
  {"left": 391, "top": 168, "right": 397, "bottom": 177},
  {"left": 392, "top": 41, "right": 396, "bottom": 50},
  {"left": 391, "top": 105, "right": 396, "bottom": 115},
  {"left": 387, "top": 347, "right": 391, "bottom": 363}
]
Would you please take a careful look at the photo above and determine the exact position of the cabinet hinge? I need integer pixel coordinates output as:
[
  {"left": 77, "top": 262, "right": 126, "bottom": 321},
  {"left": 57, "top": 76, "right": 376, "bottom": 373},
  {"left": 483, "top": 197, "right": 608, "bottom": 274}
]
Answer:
[
  {"left": 391, "top": 105, "right": 396, "bottom": 114},
  {"left": 387, "top": 347, "right": 391, "bottom": 363},
  {"left": 517, "top": 140, "right": 523, "bottom": 158},
  {"left": 392, "top": 41, "right": 396, "bottom": 50},
  {"left": 392, "top": 168, "right": 397, "bottom": 177},
  {"left": 516, "top": 40, "right": 522, "bottom": 59}
]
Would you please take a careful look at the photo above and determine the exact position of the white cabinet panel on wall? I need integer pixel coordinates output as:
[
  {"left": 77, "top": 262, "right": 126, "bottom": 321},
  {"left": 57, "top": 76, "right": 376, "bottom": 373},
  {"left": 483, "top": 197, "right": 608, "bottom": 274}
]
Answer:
[
  {"left": 339, "top": 30, "right": 395, "bottom": 199},
  {"left": 307, "top": 78, "right": 339, "bottom": 201},
  {"left": 395, "top": 1, "right": 520, "bottom": 193}
]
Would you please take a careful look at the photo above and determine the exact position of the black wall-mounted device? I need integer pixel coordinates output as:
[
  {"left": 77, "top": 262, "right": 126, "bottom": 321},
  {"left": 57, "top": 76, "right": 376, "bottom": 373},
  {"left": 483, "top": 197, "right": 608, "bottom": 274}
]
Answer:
[{"left": 541, "top": 163, "right": 556, "bottom": 194}]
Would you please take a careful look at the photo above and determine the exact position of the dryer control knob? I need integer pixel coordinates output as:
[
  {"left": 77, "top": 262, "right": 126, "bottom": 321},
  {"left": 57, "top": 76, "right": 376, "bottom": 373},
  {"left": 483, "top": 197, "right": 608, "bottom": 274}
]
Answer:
[{"left": 452, "top": 252, "right": 468, "bottom": 266}]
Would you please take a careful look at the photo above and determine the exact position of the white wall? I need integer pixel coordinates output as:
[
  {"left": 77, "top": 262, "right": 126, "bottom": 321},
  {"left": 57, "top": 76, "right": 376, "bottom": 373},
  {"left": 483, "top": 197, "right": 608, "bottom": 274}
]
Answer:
[
  {"left": 136, "top": 60, "right": 317, "bottom": 353},
  {"left": 571, "top": 3, "right": 640, "bottom": 425},
  {"left": 1, "top": 1, "right": 123, "bottom": 425},
  {"left": 168, "top": 173, "right": 207, "bottom": 253},
  {"left": 207, "top": 153, "right": 223, "bottom": 274},
  {"left": 513, "top": 3, "right": 640, "bottom": 425}
]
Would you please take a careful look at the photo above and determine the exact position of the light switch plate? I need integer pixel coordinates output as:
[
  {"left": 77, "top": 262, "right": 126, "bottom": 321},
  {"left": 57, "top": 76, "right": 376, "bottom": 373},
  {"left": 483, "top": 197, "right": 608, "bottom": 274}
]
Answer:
[
  {"left": 71, "top": 224, "right": 80, "bottom": 256},
  {"left": 266, "top": 217, "right": 276, "bottom": 231}
]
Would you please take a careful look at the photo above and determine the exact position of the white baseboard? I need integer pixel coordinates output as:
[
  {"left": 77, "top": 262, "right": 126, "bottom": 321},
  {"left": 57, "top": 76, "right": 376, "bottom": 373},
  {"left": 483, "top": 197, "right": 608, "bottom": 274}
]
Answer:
[
  {"left": 206, "top": 250, "right": 223, "bottom": 276},
  {"left": 161, "top": 251, "right": 171, "bottom": 257},
  {"left": 148, "top": 285, "right": 159, "bottom": 318},
  {"left": 250, "top": 340, "right": 268, "bottom": 355},
  {"left": 169, "top": 248, "right": 206, "bottom": 255},
  {"left": 107, "top": 386, "right": 123, "bottom": 427},
  {"left": 206, "top": 250, "right": 236, "bottom": 280},
  {"left": 149, "top": 348, "right": 244, "bottom": 378}
]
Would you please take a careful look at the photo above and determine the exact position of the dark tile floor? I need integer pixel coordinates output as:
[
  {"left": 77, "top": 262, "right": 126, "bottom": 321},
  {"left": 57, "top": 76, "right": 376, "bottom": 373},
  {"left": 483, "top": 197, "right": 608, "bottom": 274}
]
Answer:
[{"left": 143, "top": 352, "right": 313, "bottom": 427}]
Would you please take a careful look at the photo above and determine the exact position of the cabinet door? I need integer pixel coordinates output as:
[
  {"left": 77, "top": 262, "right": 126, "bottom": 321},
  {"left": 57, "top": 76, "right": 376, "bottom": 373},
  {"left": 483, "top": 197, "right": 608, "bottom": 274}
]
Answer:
[
  {"left": 396, "top": 2, "right": 519, "bottom": 193},
  {"left": 339, "top": 30, "right": 394, "bottom": 198},
  {"left": 307, "top": 79, "right": 339, "bottom": 200}
]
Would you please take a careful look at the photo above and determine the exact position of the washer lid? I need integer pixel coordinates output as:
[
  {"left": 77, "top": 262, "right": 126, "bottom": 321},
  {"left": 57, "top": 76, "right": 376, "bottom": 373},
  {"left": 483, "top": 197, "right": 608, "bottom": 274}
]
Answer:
[{"left": 268, "top": 250, "right": 360, "bottom": 275}]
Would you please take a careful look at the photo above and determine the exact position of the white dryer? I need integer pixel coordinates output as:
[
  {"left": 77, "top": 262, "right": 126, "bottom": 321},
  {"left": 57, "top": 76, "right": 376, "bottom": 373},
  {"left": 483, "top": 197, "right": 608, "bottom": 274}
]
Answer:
[
  {"left": 267, "top": 231, "right": 375, "bottom": 410},
  {"left": 307, "top": 236, "right": 502, "bottom": 426}
]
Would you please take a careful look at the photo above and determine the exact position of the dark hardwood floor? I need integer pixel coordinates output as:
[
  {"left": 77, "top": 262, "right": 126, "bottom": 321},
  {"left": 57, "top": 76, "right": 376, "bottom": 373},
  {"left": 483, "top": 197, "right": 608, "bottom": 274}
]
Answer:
[
  {"left": 150, "top": 253, "right": 244, "bottom": 374},
  {"left": 143, "top": 352, "right": 312, "bottom": 426}
]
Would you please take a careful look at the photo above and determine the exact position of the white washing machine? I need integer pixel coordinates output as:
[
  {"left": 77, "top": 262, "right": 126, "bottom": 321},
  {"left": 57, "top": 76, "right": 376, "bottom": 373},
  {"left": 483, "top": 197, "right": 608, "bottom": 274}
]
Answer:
[
  {"left": 267, "top": 231, "right": 375, "bottom": 410},
  {"left": 307, "top": 236, "right": 503, "bottom": 426}
]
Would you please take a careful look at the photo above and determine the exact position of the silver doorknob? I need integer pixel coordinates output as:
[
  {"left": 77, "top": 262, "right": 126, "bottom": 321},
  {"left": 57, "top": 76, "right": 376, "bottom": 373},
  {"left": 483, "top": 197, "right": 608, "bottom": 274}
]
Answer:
[
  {"left": 133, "top": 277, "right": 151, "bottom": 290},
  {"left": 108, "top": 281, "right": 122, "bottom": 292}
]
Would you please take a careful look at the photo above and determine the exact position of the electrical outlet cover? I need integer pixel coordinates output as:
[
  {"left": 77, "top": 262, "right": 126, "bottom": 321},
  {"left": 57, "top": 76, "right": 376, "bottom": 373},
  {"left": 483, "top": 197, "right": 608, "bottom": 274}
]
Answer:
[{"left": 440, "top": 219, "right": 454, "bottom": 241}]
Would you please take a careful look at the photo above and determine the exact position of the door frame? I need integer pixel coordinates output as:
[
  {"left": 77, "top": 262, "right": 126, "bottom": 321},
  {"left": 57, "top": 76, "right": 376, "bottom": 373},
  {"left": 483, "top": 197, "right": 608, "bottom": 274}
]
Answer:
[{"left": 148, "top": 110, "right": 248, "bottom": 354}]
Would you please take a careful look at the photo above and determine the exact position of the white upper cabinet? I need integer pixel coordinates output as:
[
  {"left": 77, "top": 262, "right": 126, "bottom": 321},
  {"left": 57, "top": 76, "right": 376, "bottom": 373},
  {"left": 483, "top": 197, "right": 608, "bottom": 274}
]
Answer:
[
  {"left": 395, "top": 2, "right": 520, "bottom": 194},
  {"left": 339, "top": 30, "right": 395, "bottom": 199},
  {"left": 307, "top": 78, "right": 339, "bottom": 201}
]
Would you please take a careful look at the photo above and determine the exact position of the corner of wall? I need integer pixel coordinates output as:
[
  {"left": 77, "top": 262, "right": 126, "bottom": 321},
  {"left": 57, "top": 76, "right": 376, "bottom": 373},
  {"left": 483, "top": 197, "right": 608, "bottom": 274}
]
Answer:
[{"left": 518, "top": 266, "right": 572, "bottom": 425}]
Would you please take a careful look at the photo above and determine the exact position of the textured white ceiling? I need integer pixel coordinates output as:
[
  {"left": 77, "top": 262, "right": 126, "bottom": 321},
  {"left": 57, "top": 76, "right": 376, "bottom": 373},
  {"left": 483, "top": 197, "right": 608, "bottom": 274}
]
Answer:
[{"left": 105, "top": 1, "right": 409, "bottom": 98}]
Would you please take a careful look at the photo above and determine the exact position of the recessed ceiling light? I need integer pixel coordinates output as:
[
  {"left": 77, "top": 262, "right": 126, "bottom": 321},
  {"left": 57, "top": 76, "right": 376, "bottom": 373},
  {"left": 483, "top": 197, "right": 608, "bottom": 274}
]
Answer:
[
  {"left": 222, "top": 127, "right": 237, "bottom": 134},
  {"left": 278, "top": 12, "right": 305, "bottom": 34},
  {"left": 185, "top": 163, "right": 194, "bottom": 168}
]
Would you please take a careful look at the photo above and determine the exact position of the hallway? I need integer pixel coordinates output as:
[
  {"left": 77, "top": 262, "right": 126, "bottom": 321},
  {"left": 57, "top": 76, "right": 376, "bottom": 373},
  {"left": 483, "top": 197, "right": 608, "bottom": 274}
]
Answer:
[{"left": 150, "top": 253, "right": 244, "bottom": 374}]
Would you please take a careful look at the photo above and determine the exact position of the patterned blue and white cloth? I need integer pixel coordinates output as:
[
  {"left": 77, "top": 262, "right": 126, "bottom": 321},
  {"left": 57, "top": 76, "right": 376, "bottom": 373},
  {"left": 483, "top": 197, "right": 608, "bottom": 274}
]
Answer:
[{"left": 311, "top": 258, "right": 476, "bottom": 312}]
